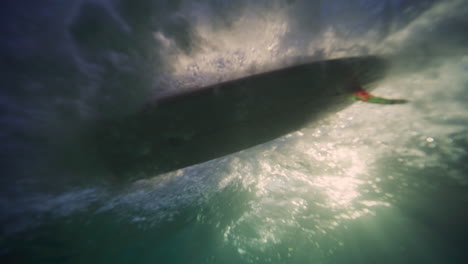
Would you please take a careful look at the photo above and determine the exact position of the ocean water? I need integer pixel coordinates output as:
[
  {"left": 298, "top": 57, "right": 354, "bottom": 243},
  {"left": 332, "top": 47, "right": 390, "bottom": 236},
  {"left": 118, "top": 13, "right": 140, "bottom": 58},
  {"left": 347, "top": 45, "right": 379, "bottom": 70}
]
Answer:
[{"left": 1, "top": 0, "right": 468, "bottom": 263}]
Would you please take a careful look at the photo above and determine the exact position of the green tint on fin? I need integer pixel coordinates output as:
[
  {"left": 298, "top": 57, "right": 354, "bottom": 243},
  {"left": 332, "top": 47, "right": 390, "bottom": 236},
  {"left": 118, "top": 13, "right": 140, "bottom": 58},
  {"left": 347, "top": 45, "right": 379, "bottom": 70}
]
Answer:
[{"left": 350, "top": 88, "right": 408, "bottom": 104}]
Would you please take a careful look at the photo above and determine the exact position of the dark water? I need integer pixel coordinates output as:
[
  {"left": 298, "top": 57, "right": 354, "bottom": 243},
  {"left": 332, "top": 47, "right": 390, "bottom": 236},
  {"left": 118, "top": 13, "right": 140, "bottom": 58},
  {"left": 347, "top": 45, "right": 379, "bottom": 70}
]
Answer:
[{"left": 1, "top": 0, "right": 468, "bottom": 263}]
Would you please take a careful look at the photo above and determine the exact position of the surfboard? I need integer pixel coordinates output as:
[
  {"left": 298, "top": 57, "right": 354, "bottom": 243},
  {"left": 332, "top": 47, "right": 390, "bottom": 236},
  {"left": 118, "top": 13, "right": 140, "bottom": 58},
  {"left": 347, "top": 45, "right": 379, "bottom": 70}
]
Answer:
[{"left": 92, "top": 56, "right": 398, "bottom": 180}]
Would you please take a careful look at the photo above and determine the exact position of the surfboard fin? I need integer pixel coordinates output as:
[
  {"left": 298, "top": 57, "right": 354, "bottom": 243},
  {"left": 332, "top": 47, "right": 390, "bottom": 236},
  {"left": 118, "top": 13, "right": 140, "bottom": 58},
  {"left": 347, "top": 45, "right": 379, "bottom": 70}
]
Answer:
[{"left": 350, "top": 88, "right": 408, "bottom": 104}]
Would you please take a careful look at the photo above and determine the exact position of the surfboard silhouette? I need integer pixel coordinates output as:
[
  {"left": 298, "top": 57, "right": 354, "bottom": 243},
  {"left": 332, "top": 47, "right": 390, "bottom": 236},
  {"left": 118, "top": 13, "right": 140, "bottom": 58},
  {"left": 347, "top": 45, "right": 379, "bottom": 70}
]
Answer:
[{"left": 92, "top": 56, "right": 403, "bottom": 180}]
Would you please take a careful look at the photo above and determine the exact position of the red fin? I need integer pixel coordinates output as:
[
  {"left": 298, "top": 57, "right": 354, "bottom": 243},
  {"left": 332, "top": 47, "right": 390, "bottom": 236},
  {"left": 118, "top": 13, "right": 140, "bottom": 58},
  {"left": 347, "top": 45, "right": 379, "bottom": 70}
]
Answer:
[{"left": 351, "top": 88, "right": 408, "bottom": 104}]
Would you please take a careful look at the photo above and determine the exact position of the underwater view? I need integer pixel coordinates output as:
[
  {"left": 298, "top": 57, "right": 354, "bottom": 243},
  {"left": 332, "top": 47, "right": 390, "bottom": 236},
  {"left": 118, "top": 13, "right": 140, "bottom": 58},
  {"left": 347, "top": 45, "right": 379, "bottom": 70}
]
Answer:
[{"left": 1, "top": 0, "right": 468, "bottom": 263}]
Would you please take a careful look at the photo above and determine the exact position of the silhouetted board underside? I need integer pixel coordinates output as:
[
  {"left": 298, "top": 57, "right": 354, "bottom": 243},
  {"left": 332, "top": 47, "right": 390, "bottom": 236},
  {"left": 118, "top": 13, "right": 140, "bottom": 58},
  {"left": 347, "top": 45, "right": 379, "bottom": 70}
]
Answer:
[{"left": 94, "top": 56, "right": 388, "bottom": 180}]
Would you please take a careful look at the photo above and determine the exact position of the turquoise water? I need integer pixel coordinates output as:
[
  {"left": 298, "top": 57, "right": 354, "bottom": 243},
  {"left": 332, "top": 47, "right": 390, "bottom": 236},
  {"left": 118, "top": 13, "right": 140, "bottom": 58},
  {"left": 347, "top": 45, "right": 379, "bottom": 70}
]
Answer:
[{"left": 2, "top": 0, "right": 468, "bottom": 263}]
